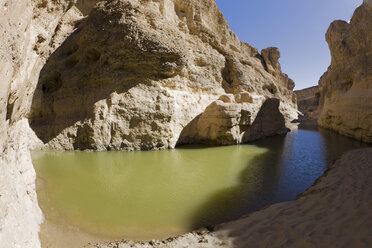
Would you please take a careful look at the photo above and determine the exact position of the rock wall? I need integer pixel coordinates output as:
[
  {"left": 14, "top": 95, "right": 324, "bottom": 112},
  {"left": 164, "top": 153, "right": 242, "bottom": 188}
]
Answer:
[
  {"left": 0, "top": 1, "right": 98, "bottom": 247},
  {"left": 295, "top": 86, "right": 320, "bottom": 127},
  {"left": 28, "top": 0, "right": 298, "bottom": 151},
  {"left": 318, "top": 0, "right": 372, "bottom": 143},
  {"left": 0, "top": 120, "right": 43, "bottom": 248}
]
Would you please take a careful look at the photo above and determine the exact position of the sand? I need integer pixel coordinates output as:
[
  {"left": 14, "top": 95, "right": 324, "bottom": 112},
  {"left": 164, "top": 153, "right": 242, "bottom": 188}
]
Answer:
[{"left": 94, "top": 148, "right": 372, "bottom": 248}]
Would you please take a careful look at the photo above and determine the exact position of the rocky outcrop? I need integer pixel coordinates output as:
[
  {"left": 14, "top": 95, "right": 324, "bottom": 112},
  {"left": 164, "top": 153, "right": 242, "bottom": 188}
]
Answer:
[
  {"left": 318, "top": 0, "right": 372, "bottom": 143},
  {"left": 295, "top": 86, "right": 320, "bottom": 127},
  {"left": 29, "top": 0, "right": 298, "bottom": 151},
  {"left": 178, "top": 97, "right": 287, "bottom": 145},
  {"left": 243, "top": 98, "right": 288, "bottom": 141}
]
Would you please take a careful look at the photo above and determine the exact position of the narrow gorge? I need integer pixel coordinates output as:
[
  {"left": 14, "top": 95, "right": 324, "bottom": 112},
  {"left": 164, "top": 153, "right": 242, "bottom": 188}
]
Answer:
[{"left": 0, "top": 0, "right": 371, "bottom": 248}]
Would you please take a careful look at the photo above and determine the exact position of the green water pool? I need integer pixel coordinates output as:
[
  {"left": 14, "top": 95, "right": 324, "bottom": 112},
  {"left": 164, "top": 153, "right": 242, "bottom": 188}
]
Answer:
[{"left": 32, "top": 128, "right": 369, "bottom": 240}]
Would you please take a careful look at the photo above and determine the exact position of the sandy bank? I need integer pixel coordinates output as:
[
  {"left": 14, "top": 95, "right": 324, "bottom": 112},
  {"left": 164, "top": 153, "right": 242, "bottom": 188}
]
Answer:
[{"left": 94, "top": 148, "right": 372, "bottom": 248}]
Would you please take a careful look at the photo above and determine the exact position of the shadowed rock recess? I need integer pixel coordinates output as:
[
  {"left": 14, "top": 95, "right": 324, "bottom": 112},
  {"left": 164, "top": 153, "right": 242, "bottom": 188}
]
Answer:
[
  {"left": 295, "top": 86, "right": 320, "bottom": 128},
  {"left": 29, "top": 0, "right": 298, "bottom": 151},
  {"left": 318, "top": 0, "right": 372, "bottom": 143}
]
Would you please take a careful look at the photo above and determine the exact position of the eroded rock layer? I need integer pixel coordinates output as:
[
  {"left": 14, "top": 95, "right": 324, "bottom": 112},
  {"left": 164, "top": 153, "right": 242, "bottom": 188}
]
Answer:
[
  {"left": 29, "top": 0, "right": 298, "bottom": 151},
  {"left": 318, "top": 0, "right": 372, "bottom": 142}
]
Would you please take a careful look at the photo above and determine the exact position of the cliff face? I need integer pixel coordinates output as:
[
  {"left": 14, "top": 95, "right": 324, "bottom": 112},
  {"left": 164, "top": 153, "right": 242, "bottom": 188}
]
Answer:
[
  {"left": 318, "top": 0, "right": 372, "bottom": 143},
  {"left": 295, "top": 86, "right": 320, "bottom": 127},
  {"left": 29, "top": 0, "right": 298, "bottom": 151},
  {"left": 0, "top": 1, "right": 94, "bottom": 247}
]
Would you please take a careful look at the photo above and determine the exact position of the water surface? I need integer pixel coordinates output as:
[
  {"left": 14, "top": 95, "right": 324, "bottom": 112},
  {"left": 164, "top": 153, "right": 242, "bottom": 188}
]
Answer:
[{"left": 32, "top": 128, "right": 369, "bottom": 240}]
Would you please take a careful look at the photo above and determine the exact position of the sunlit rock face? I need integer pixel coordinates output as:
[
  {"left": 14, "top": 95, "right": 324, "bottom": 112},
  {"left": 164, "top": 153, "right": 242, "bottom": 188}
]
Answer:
[
  {"left": 318, "top": 1, "right": 372, "bottom": 143},
  {"left": 29, "top": 0, "right": 298, "bottom": 151}
]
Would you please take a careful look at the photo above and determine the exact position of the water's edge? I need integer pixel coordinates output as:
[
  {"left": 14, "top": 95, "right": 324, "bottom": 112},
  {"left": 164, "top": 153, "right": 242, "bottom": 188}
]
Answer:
[{"left": 33, "top": 128, "right": 370, "bottom": 246}]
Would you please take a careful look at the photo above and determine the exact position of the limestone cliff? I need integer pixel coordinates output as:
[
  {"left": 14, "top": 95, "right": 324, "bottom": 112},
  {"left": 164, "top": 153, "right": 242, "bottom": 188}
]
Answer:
[
  {"left": 29, "top": 0, "right": 298, "bottom": 151},
  {"left": 295, "top": 86, "right": 320, "bottom": 127},
  {"left": 0, "top": 1, "right": 94, "bottom": 247},
  {"left": 318, "top": 0, "right": 372, "bottom": 143}
]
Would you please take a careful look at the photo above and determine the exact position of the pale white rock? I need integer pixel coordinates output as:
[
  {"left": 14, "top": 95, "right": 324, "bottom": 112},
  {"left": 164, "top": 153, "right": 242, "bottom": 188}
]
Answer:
[
  {"left": 0, "top": 119, "right": 43, "bottom": 248},
  {"left": 0, "top": 1, "right": 99, "bottom": 247}
]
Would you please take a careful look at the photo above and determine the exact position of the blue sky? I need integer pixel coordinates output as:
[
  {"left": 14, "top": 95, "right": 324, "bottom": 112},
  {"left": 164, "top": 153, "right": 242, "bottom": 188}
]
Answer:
[{"left": 215, "top": 0, "right": 362, "bottom": 90}]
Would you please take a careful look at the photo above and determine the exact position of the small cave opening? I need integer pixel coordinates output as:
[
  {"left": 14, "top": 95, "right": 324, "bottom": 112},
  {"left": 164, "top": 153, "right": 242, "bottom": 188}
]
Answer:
[
  {"left": 41, "top": 71, "right": 63, "bottom": 94},
  {"left": 263, "top": 84, "right": 278, "bottom": 95},
  {"left": 5, "top": 100, "right": 14, "bottom": 121},
  {"left": 221, "top": 59, "right": 233, "bottom": 90}
]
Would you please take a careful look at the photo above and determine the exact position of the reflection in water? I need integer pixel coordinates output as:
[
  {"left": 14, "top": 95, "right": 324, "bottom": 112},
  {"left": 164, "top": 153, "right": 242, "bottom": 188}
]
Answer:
[
  {"left": 32, "top": 128, "right": 370, "bottom": 240},
  {"left": 191, "top": 137, "right": 286, "bottom": 228},
  {"left": 247, "top": 128, "right": 369, "bottom": 205},
  {"left": 318, "top": 128, "right": 369, "bottom": 166}
]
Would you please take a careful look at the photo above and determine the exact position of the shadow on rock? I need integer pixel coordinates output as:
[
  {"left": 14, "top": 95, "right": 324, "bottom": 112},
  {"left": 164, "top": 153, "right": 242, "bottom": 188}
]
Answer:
[
  {"left": 29, "top": 4, "right": 184, "bottom": 149},
  {"left": 176, "top": 97, "right": 288, "bottom": 147}
]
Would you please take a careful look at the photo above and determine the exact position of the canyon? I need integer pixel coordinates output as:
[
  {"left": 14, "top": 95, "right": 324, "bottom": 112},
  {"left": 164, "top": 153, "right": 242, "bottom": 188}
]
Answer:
[
  {"left": 0, "top": 0, "right": 297, "bottom": 246},
  {"left": 0, "top": 0, "right": 371, "bottom": 248}
]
